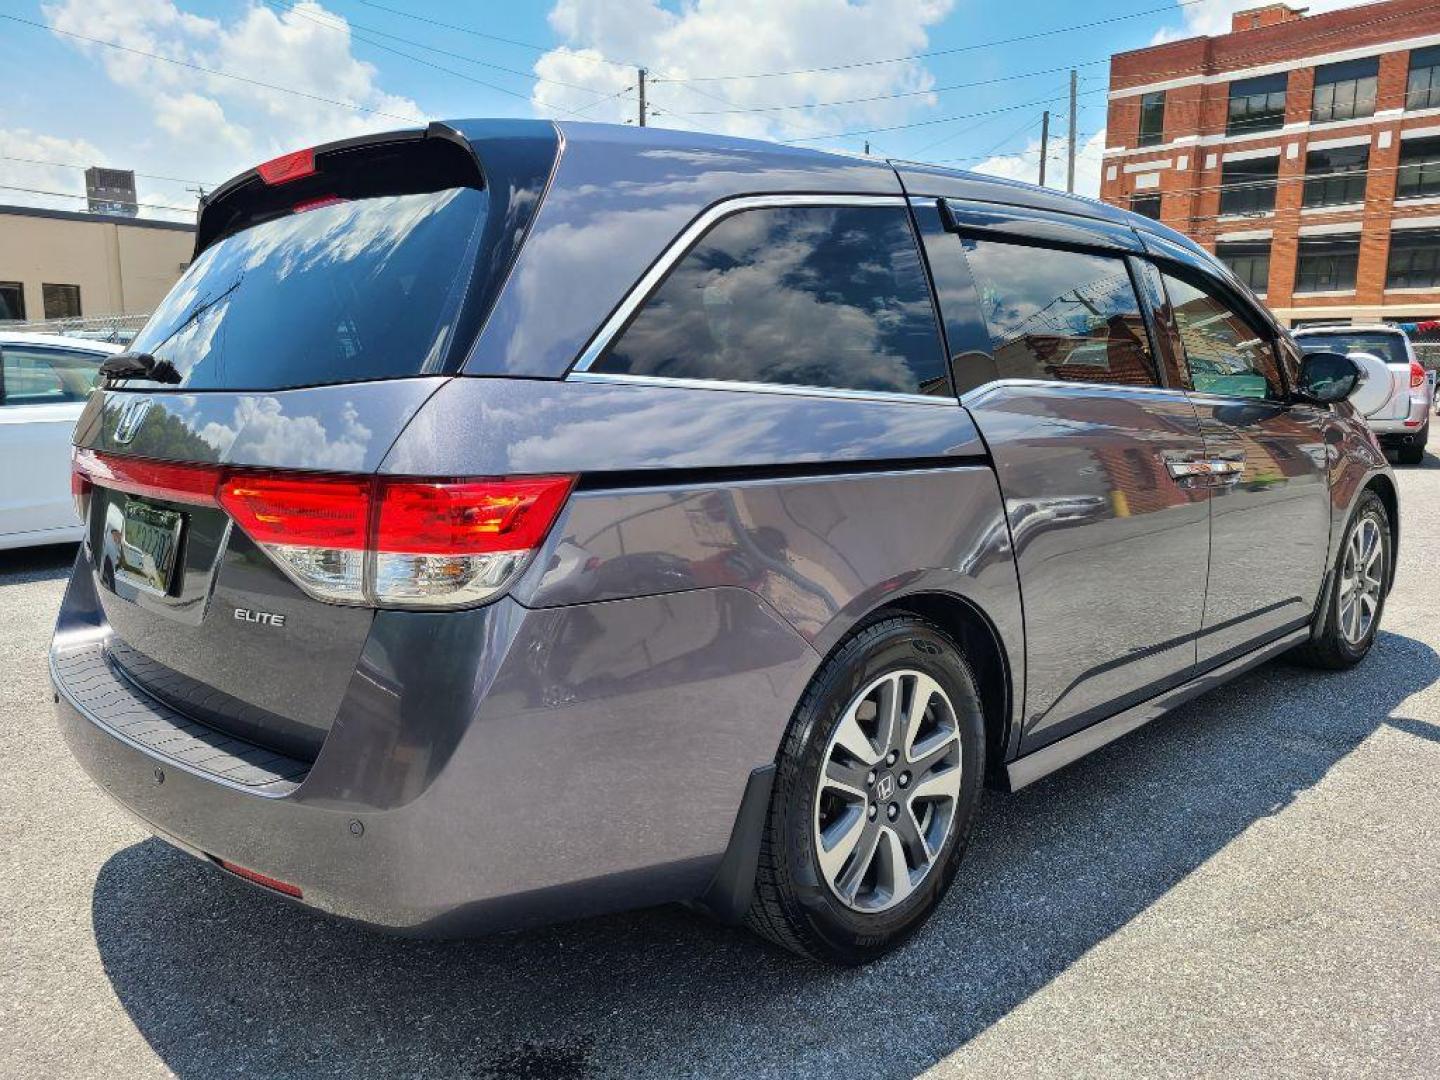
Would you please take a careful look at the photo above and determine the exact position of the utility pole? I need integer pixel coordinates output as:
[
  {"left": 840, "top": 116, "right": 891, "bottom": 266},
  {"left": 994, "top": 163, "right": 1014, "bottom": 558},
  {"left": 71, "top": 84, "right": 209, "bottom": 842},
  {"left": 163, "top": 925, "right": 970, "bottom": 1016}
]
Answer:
[
  {"left": 864, "top": 140, "right": 871, "bottom": 155},
  {"left": 1038, "top": 110, "right": 1049, "bottom": 188},
  {"left": 638, "top": 67, "right": 647, "bottom": 127},
  {"left": 1066, "top": 68, "right": 1078, "bottom": 194}
]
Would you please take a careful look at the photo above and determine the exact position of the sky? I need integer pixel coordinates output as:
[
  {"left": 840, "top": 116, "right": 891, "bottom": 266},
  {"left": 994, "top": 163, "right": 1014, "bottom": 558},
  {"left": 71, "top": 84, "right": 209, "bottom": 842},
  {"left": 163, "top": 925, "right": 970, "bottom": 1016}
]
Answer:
[{"left": 0, "top": 0, "right": 1368, "bottom": 222}]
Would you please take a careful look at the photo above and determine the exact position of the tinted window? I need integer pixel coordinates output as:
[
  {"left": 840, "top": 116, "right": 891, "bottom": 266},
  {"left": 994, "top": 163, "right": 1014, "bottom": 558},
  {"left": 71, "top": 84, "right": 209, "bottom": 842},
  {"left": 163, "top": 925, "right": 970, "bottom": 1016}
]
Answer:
[
  {"left": 0, "top": 346, "right": 103, "bottom": 405},
  {"left": 1216, "top": 241, "right": 1271, "bottom": 294},
  {"left": 595, "top": 205, "right": 947, "bottom": 396},
  {"left": 1161, "top": 272, "right": 1280, "bottom": 399},
  {"left": 1228, "top": 73, "right": 1287, "bottom": 135},
  {"left": 42, "top": 284, "right": 81, "bottom": 320},
  {"left": 1138, "top": 91, "right": 1166, "bottom": 147},
  {"left": 1130, "top": 194, "right": 1162, "bottom": 220},
  {"left": 1296, "top": 331, "right": 1409, "bottom": 366},
  {"left": 1220, "top": 156, "right": 1279, "bottom": 215},
  {"left": 1398, "top": 135, "right": 1440, "bottom": 200},
  {"left": 961, "top": 239, "right": 1157, "bottom": 388},
  {"left": 1295, "top": 237, "right": 1360, "bottom": 293},
  {"left": 1387, "top": 230, "right": 1440, "bottom": 290},
  {"left": 1312, "top": 58, "right": 1379, "bottom": 123},
  {"left": 0, "top": 282, "right": 24, "bottom": 321},
  {"left": 1303, "top": 144, "right": 1368, "bottom": 208},
  {"left": 1409, "top": 45, "right": 1440, "bottom": 111},
  {"left": 126, "top": 188, "right": 489, "bottom": 391}
]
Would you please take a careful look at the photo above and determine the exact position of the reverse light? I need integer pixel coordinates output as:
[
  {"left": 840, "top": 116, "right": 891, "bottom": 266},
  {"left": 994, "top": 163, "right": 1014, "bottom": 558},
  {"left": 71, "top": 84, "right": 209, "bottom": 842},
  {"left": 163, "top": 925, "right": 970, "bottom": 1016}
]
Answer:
[
  {"left": 72, "top": 450, "right": 575, "bottom": 609},
  {"left": 1411, "top": 360, "right": 1426, "bottom": 389}
]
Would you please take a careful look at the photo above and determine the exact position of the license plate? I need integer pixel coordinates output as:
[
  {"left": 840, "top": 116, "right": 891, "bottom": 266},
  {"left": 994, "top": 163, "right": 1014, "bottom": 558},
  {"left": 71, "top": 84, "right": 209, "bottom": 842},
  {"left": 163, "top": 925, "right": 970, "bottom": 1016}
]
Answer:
[{"left": 115, "top": 499, "right": 185, "bottom": 595}]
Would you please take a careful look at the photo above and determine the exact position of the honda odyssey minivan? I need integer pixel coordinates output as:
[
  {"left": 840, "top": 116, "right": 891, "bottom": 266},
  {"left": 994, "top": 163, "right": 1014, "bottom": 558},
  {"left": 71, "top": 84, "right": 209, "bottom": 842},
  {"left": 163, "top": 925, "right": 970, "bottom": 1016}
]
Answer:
[{"left": 52, "top": 120, "right": 1396, "bottom": 964}]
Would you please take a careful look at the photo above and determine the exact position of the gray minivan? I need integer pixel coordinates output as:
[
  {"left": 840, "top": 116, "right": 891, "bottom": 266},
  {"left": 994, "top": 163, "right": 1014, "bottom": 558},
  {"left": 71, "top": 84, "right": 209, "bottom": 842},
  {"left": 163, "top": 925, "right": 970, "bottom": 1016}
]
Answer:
[{"left": 52, "top": 120, "right": 1396, "bottom": 964}]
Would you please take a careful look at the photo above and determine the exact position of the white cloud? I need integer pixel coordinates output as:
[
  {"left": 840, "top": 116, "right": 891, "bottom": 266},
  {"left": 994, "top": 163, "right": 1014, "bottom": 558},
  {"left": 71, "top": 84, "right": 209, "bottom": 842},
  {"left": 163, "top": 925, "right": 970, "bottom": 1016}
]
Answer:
[
  {"left": 0, "top": 129, "right": 108, "bottom": 212},
  {"left": 972, "top": 129, "right": 1107, "bottom": 198},
  {"left": 1149, "top": 0, "right": 1368, "bottom": 43},
  {"left": 35, "top": 0, "right": 425, "bottom": 217},
  {"left": 532, "top": 0, "right": 953, "bottom": 145}
]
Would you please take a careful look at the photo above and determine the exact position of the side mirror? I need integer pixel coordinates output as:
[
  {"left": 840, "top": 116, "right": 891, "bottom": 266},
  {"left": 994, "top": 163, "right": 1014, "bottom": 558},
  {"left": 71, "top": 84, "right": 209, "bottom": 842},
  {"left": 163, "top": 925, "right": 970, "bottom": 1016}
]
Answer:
[{"left": 1296, "top": 350, "right": 1362, "bottom": 405}]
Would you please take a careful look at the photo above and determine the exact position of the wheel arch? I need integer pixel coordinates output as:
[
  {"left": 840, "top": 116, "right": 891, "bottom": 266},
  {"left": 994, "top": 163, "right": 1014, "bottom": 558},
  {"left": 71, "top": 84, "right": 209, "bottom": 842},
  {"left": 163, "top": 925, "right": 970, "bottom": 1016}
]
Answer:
[
  {"left": 869, "top": 591, "right": 1017, "bottom": 784},
  {"left": 1363, "top": 472, "right": 1400, "bottom": 592}
]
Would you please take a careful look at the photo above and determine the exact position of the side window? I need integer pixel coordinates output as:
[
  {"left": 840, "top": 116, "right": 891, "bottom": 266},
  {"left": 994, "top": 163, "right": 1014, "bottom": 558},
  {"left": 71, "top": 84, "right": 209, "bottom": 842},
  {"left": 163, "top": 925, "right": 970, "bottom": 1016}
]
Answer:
[
  {"left": 959, "top": 239, "right": 1159, "bottom": 388},
  {"left": 593, "top": 205, "right": 949, "bottom": 396},
  {"left": 1159, "top": 272, "right": 1281, "bottom": 400},
  {"left": 0, "top": 347, "right": 103, "bottom": 405}
]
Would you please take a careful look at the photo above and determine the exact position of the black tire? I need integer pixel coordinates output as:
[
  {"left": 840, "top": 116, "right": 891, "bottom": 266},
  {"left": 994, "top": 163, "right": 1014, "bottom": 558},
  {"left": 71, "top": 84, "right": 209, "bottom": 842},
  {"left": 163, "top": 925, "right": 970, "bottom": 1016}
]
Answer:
[
  {"left": 1291, "top": 490, "right": 1391, "bottom": 670},
  {"left": 1397, "top": 423, "right": 1427, "bottom": 466},
  {"left": 746, "top": 614, "right": 985, "bottom": 965}
]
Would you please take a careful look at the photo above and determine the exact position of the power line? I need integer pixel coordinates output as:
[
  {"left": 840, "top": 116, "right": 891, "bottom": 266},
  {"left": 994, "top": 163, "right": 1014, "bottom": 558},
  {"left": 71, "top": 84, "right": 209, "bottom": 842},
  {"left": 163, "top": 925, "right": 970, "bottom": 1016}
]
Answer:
[
  {"left": 0, "top": 155, "right": 215, "bottom": 187},
  {"left": 0, "top": 182, "right": 194, "bottom": 217},
  {"left": 650, "top": 1, "right": 1205, "bottom": 82},
  {"left": 1, "top": 13, "right": 426, "bottom": 124},
  {"left": 782, "top": 87, "right": 1101, "bottom": 144}
]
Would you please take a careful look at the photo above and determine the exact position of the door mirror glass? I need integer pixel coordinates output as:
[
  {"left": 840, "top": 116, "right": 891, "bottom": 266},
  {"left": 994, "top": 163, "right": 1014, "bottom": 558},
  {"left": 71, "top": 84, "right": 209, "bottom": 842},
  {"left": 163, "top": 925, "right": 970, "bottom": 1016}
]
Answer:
[{"left": 1297, "top": 350, "right": 1361, "bottom": 403}]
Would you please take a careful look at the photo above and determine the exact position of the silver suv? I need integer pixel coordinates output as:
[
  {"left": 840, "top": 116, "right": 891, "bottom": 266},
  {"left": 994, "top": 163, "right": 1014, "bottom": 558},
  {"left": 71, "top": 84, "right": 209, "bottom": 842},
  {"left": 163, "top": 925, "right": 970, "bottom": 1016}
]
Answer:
[{"left": 1293, "top": 324, "right": 1432, "bottom": 464}]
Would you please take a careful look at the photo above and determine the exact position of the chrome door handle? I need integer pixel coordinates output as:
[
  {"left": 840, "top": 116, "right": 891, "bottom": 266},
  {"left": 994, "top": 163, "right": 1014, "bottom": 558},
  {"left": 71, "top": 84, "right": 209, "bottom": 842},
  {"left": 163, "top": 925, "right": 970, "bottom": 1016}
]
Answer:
[{"left": 1163, "top": 457, "right": 1245, "bottom": 482}]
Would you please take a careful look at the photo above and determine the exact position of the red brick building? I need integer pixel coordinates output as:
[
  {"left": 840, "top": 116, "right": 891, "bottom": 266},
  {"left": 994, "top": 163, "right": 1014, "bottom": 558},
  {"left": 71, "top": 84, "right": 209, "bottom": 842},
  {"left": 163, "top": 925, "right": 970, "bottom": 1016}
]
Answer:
[{"left": 1101, "top": 0, "right": 1440, "bottom": 328}]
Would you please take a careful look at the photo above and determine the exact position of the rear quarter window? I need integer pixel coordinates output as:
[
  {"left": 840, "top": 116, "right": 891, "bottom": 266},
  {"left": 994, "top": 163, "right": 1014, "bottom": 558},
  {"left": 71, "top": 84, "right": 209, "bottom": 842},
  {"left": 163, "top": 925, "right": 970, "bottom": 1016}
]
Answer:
[{"left": 591, "top": 204, "right": 950, "bottom": 397}]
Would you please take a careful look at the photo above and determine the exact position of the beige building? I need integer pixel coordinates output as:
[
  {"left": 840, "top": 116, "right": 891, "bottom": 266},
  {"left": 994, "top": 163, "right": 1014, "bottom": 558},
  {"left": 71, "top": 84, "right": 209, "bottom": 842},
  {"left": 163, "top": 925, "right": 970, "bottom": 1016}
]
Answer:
[{"left": 0, "top": 204, "right": 193, "bottom": 324}]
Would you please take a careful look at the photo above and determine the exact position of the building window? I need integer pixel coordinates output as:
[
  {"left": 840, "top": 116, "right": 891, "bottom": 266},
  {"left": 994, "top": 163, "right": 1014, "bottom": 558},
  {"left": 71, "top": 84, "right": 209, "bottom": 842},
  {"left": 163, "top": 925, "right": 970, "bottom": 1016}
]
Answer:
[
  {"left": 1130, "top": 193, "right": 1162, "bottom": 220},
  {"left": 1295, "top": 237, "right": 1360, "bottom": 293},
  {"left": 1138, "top": 91, "right": 1166, "bottom": 147},
  {"left": 1303, "top": 144, "right": 1369, "bottom": 208},
  {"left": 1227, "top": 73, "right": 1287, "bottom": 135},
  {"left": 1217, "top": 241, "right": 1272, "bottom": 294},
  {"left": 1312, "top": 58, "right": 1379, "bottom": 124},
  {"left": 1219, "top": 156, "right": 1279, "bottom": 216},
  {"left": 41, "top": 284, "right": 81, "bottom": 320},
  {"left": 1387, "top": 230, "right": 1440, "bottom": 290},
  {"left": 1397, "top": 135, "right": 1440, "bottom": 200},
  {"left": 0, "top": 282, "right": 23, "bottom": 321},
  {"left": 1407, "top": 45, "right": 1440, "bottom": 111}
]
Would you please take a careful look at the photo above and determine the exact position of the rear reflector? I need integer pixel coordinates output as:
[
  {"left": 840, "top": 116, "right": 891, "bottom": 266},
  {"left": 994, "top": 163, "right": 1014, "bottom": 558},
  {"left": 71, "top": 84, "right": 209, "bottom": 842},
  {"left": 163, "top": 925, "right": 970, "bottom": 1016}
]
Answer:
[
  {"left": 1411, "top": 361, "right": 1426, "bottom": 389},
  {"left": 73, "top": 449, "right": 574, "bottom": 609},
  {"left": 256, "top": 147, "right": 316, "bottom": 186},
  {"left": 215, "top": 858, "right": 303, "bottom": 898}
]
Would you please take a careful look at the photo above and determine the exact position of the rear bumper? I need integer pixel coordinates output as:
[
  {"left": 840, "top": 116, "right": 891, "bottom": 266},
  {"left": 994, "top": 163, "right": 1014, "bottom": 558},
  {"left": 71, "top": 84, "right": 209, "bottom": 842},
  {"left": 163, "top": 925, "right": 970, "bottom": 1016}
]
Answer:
[
  {"left": 53, "top": 574, "right": 817, "bottom": 935},
  {"left": 1370, "top": 394, "right": 1431, "bottom": 440}
]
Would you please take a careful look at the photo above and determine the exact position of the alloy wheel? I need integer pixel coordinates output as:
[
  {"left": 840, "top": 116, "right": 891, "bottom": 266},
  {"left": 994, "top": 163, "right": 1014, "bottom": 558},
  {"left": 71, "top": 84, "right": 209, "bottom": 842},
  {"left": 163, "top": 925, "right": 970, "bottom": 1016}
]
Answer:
[
  {"left": 1338, "top": 516, "right": 1384, "bottom": 645},
  {"left": 812, "top": 669, "right": 962, "bottom": 913}
]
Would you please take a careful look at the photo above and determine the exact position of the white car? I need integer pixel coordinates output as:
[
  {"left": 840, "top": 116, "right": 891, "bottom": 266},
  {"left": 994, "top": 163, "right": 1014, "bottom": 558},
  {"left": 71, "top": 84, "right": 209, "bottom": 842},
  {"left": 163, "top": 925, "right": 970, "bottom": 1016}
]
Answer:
[
  {"left": 0, "top": 332, "right": 122, "bottom": 550},
  {"left": 1292, "top": 324, "right": 1433, "bottom": 465}
]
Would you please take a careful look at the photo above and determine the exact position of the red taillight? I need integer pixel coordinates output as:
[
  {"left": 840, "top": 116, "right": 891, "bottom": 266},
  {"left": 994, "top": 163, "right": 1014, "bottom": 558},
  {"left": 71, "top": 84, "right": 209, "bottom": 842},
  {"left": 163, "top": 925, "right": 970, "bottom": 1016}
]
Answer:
[
  {"left": 70, "top": 454, "right": 93, "bottom": 521},
  {"left": 1411, "top": 361, "right": 1426, "bottom": 389},
  {"left": 215, "top": 858, "right": 303, "bottom": 898},
  {"left": 218, "top": 473, "right": 370, "bottom": 549},
  {"left": 75, "top": 450, "right": 574, "bottom": 608},
  {"left": 256, "top": 147, "right": 316, "bottom": 186},
  {"left": 72, "top": 447, "right": 219, "bottom": 506},
  {"left": 375, "top": 476, "right": 575, "bottom": 555}
]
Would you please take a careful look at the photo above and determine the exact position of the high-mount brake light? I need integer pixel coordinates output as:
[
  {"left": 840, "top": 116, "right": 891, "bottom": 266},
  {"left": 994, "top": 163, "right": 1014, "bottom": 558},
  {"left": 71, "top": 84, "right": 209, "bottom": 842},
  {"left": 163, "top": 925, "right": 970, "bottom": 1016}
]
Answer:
[
  {"left": 72, "top": 450, "right": 575, "bottom": 609},
  {"left": 256, "top": 147, "right": 317, "bottom": 186},
  {"left": 292, "top": 194, "right": 347, "bottom": 214},
  {"left": 1410, "top": 360, "right": 1426, "bottom": 389}
]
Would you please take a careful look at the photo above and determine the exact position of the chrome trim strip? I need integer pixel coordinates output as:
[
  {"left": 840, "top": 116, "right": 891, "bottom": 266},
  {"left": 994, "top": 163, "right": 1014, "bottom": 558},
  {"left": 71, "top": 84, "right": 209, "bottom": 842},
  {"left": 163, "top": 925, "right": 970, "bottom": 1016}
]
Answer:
[
  {"left": 568, "top": 369, "right": 957, "bottom": 406},
  {"left": 960, "top": 378, "right": 1194, "bottom": 406},
  {"left": 569, "top": 193, "right": 910, "bottom": 377}
]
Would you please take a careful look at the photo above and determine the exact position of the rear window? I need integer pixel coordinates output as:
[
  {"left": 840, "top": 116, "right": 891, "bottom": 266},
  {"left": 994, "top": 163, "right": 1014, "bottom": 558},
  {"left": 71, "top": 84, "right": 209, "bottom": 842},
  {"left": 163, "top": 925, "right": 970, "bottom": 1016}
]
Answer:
[
  {"left": 127, "top": 187, "right": 489, "bottom": 391},
  {"left": 1295, "top": 331, "right": 1409, "bottom": 366},
  {"left": 592, "top": 205, "right": 949, "bottom": 397}
]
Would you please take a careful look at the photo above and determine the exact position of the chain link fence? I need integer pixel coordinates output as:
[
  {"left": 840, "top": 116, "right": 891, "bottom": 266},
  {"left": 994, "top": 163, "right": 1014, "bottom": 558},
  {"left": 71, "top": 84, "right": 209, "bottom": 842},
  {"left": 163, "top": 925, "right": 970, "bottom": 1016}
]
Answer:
[{"left": 0, "top": 313, "right": 149, "bottom": 345}]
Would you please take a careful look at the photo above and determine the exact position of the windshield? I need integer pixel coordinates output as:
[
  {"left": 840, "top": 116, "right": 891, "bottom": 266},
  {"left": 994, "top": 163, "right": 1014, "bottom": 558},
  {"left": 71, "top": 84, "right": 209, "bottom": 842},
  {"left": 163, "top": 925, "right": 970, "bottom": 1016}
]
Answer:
[
  {"left": 1296, "top": 331, "right": 1409, "bottom": 366},
  {"left": 127, "top": 187, "right": 488, "bottom": 391}
]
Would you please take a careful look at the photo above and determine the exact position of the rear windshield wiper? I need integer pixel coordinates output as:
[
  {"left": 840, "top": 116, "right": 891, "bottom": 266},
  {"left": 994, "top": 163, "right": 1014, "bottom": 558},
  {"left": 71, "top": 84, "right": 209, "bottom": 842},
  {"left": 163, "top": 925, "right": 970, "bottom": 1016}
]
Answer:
[{"left": 99, "top": 352, "right": 183, "bottom": 385}]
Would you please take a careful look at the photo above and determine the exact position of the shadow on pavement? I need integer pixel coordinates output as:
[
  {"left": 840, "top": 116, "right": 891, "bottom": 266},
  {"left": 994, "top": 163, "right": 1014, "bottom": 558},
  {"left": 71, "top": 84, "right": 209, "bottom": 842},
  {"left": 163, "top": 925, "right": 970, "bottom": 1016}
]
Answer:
[
  {"left": 90, "top": 630, "right": 1439, "bottom": 1079},
  {"left": 0, "top": 543, "right": 77, "bottom": 585}
]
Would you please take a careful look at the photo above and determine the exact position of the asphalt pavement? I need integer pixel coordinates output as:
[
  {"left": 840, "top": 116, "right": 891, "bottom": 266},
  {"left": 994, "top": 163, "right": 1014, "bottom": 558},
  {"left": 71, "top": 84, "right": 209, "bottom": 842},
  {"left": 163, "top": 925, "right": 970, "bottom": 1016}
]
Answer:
[{"left": 2, "top": 459, "right": 1439, "bottom": 1079}]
